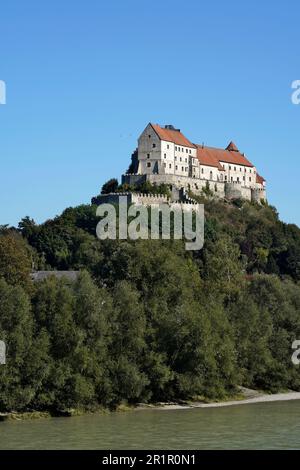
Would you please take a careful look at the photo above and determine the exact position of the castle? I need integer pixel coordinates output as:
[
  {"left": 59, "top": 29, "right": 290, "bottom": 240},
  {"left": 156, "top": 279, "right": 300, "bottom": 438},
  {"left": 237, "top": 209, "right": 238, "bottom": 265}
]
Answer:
[{"left": 122, "top": 123, "right": 266, "bottom": 203}]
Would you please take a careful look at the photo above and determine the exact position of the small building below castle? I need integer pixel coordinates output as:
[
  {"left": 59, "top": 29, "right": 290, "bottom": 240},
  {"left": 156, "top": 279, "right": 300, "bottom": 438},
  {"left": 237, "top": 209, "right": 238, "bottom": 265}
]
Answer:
[{"left": 123, "top": 123, "right": 266, "bottom": 202}]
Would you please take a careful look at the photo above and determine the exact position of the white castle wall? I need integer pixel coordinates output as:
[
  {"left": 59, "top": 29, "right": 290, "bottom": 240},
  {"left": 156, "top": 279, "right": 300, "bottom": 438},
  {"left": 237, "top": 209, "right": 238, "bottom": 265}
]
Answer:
[
  {"left": 94, "top": 192, "right": 201, "bottom": 213},
  {"left": 123, "top": 174, "right": 266, "bottom": 203}
]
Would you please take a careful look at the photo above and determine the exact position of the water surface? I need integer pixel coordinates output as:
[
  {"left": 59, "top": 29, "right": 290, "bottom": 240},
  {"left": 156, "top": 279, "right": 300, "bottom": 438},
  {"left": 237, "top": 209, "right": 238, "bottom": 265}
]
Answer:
[{"left": 1, "top": 400, "right": 300, "bottom": 449}]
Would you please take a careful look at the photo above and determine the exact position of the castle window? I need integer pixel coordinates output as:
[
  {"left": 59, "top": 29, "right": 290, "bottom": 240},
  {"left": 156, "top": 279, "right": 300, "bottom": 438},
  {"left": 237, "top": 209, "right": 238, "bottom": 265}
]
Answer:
[
  {"left": 147, "top": 154, "right": 150, "bottom": 159},
  {"left": 167, "top": 144, "right": 169, "bottom": 149},
  {"left": 185, "top": 158, "right": 187, "bottom": 163},
  {"left": 182, "top": 167, "right": 184, "bottom": 171},
  {"left": 201, "top": 168, "right": 204, "bottom": 174},
  {"left": 175, "top": 165, "right": 178, "bottom": 170},
  {"left": 243, "top": 176, "right": 245, "bottom": 181},
  {"left": 164, "top": 153, "right": 166, "bottom": 158},
  {"left": 250, "top": 169, "right": 252, "bottom": 173},
  {"left": 152, "top": 143, "right": 156, "bottom": 148},
  {"left": 175, "top": 156, "right": 177, "bottom": 161},
  {"left": 225, "top": 175, "right": 227, "bottom": 181},
  {"left": 249, "top": 177, "right": 252, "bottom": 182},
  {"left": 231, "top": 177, "right": 233, "bottom": 182},
  {"left": 180, "top": 157, "right": 182, "bottom": 162},
  {"left": 229, "top": 165, "right": 231, "bottom": 170},
  {"left": 240, "top": 167, "right": 242, "bottom": 171},
  {"left": 189, "top": 149, "right": 191, "bottom": 154},
  {"left": 234, "top": 166, "right": 236, "bottom": 171},
  {"left": 244, "top": 168, "right": 247, "bottom": 172},
  {"left": 147, "top": 162, "right": 151, "bottom": 167},
  {"left": 210, "top": 171, "right": 213, "bottom": 179},
  {"left": 169, "top": 164, "right": 172, "bottom": 169},
  {"left": 164, "top": 163, "right": 166, "bottom": 168},
  {"left": 148, "top": 135, "right": 151, "bottom": 139},
  {"left": 237, "top": 177, "right": 240, "bottom": 182},
  {"left": 175, "top": 146, "right": 177, "bottom": 151},
  {"left": 186, "top": 149, "right": 188, "bottom": 153}
]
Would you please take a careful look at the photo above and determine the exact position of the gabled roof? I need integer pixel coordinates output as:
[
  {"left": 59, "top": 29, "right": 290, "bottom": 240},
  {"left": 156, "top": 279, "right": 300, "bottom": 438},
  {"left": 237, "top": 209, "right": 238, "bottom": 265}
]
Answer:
[
  {"left": 195, "top": 144, "right": 254, "bottom": 168},
  {"left": 256, "top": 174, "right": 266, "bottom": 184},
  {"left": 150, "top": 123, "right": 196, "bottom": 148},
  {"left": 226, "top": 141, "right": 239, "bottom": 152}
]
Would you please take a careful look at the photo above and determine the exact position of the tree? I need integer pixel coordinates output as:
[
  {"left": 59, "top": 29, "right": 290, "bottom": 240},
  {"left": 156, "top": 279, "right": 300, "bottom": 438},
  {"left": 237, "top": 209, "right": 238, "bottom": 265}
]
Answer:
[
  {"left": 0, "top": 232, "right": 33, "bottom": 292},
  {"left": 108, "top": 281, "right": 149, "bottom": 404},
  {"left": 101, "top": 178, "right": 119, "bottom": 194},
  {"left": 0, "top": 279, "right": 49, "bottom": 411},
  {"left": 203, "top": 235, "right": 244, "bottom": 302}
]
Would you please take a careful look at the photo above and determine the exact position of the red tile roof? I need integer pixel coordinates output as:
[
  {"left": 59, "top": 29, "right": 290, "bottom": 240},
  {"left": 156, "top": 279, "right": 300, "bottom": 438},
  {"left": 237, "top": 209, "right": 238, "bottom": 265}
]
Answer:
[
  {"left": 256, "top": 174, "right": 266, "bottom": 184},
  {"left": 195, "top": 145, "right": 225, "bottom": 170},
  {"left": 226, "top": 141, "right": 239, "bottom": 152},
  {"left": 151, "top": 123, "right": 196, "bottom": 148},
  {"left": 195, "top": 144, "right": 254, "bottom": 168},
  {"left": 149, "top": 124, "right": 256, "bottom": 169}
]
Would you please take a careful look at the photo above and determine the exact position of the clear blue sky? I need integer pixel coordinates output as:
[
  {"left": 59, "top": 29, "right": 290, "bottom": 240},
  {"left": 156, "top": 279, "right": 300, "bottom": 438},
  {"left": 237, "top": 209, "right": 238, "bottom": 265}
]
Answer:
[{"left": 0, "top": 0, "right": 299, "bottom": 227}]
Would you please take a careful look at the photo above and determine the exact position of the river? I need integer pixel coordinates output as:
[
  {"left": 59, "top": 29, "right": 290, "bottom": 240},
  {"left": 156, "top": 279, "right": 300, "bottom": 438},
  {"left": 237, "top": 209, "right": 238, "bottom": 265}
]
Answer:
[{"left": 1, "top": 400, "right": 300, "bottom": 449}]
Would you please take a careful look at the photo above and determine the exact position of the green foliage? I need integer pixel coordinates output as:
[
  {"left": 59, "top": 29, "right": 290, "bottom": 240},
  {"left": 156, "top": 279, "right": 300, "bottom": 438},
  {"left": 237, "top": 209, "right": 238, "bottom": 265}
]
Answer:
[
  {"left": 118, "top": 180, "right": 171, "bottom": 198},
  {"left": 0, "top": 231, "right": 33, "bottom": 292},
  {"left": 101, "top": 178, "right": 119, "bottom": 194},
  {"left": 1, "top": 198, "right": 300, "bottom": 411},
  {"left": 202, "top": 181, "right": 214, "bottom": 198},
  {"left": 0, "top": 279, "right": 49, "bottom": 411}
]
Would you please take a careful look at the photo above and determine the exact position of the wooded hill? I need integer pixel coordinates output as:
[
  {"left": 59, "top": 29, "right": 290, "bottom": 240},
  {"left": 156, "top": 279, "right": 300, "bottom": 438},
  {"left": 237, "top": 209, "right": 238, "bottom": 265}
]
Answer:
[{"left": 1, "top": 194, "right": 300, "bottom": 412}]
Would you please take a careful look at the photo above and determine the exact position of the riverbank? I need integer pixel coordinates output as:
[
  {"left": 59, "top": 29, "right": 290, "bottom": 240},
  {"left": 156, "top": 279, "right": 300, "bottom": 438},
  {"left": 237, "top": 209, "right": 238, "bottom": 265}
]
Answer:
[
  {"left": 136, "top": 388, "right": 300, "bottom": 411},
  {"left": 2, "top": 388, "right": 300, "bottom": 421}
]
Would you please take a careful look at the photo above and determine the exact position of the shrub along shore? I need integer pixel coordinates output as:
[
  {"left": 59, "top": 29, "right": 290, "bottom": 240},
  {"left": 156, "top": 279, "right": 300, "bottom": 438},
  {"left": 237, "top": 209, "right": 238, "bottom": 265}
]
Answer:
[{"left": 1, "top": 196, "right": 300, "bottom": 414}]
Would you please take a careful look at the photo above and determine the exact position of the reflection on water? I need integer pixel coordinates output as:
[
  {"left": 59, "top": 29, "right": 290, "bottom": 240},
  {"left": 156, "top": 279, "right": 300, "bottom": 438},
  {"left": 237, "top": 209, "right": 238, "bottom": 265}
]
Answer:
[{"left": 1, "top": 400, "right": 300, "bottom": 450}]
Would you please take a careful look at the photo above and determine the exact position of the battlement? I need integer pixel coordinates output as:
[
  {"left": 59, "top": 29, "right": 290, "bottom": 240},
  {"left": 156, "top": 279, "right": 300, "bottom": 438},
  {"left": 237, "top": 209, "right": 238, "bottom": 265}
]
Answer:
[{"left": 93, "top": 192, "right": 201, "bottom": 212}]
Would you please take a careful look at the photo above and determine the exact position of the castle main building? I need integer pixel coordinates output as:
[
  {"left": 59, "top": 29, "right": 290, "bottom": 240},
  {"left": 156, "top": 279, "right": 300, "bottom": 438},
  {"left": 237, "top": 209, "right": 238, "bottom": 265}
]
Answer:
[{"left": 123, "top": 123, "right": 266, "bottom": 202}]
